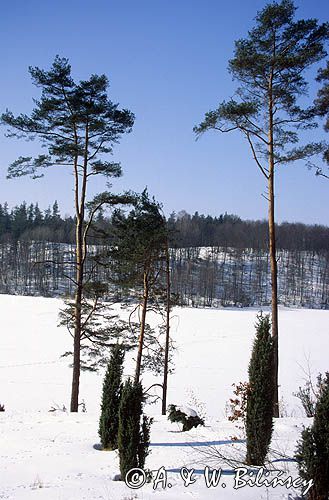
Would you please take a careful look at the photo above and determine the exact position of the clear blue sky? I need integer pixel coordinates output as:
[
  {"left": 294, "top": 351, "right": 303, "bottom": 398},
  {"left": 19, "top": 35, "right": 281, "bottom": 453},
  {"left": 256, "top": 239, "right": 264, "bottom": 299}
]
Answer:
[{"left": 0, "top": 0, "right": 328, "bottom": 224}]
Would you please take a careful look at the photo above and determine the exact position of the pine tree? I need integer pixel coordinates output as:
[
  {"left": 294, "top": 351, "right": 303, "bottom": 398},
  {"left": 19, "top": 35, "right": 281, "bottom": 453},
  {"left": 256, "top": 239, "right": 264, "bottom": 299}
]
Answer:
[
  {"left": 118, "top": 379, "right": 152, "bottom": 480},
  {"left": 11, "top": 203, "right": 28, "bottom": 240},
  {"left": 314, "top": 60, "right": 329, "bottom": 177},
  {"left": 110, "top": 190, "right": 168, "bottom": 384},
  {"left": 246, "top": 314, "right": 274, "bottom": 465},
  {"left": 194, "top": 0, "right": 329, "bottom": 416},
  {"left": 27, "top": 203, "right": 34, "bottom": 227},
  {"left": 44, "top": 206, "right": 52, "bottom": 223},
  {"left": 34, "top": 203, "right": 43, "bottom": 227},
  {"left": 52, "top": 200, "right": 60, "bottom": 220},
  {"left": 98, "top": 344, "right": 125, "bottom": 450},
  {"left": 296, "top": 372, "right": 329, "bottom": 500},
  {"left": 1, "top": 56, "right": 134, "bottom": 411}
]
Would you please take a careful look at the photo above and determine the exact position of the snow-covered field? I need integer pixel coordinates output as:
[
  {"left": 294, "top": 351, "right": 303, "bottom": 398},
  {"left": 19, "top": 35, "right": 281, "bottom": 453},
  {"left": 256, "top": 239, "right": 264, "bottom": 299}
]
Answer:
[{"left": 0, "top": 295, "right": 328, "bottom": 499}]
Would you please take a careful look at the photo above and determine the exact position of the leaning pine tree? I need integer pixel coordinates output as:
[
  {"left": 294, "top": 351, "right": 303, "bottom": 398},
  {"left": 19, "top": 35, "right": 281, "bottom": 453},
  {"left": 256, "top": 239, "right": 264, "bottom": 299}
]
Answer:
[
  {"left": 246, "top": 314, "right": 274, "bottom": 465},
  {"left": 110, "top": 190, "right": 168, "bottom": 384},
  {"left": 296, "top": 372, "right": 329, "bottom": 500},
  {"left": 118, "top": 379, "right": 152, "bottom": 480},
  {"left": 98, "top": 344, "right": 125, "bottom": 450}
]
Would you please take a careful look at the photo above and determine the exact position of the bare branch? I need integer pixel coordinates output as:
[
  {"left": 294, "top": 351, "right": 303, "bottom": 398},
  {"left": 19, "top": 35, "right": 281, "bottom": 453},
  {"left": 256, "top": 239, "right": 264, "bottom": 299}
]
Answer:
[{"left": 245, "top": 132, "right": 269, "bottom": 179}]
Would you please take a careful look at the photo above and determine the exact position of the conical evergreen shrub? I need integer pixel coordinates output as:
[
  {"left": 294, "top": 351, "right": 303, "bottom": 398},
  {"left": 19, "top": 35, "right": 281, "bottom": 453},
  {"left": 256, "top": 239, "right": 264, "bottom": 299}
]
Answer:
[
  {"left": 296, "top": 372, "right": 329, "bottom": 500},
  {"left": 98, "top": 344, "right": 124, "bottom": 450},
  {"left": 138, "top": 415, "right": 152, "bottom": 469},
  {"left": 246, "top": 313, "right": 274, "bottom": 465},
  {"left": 118, "top": 379, "right": 152, "bottom": 480}
]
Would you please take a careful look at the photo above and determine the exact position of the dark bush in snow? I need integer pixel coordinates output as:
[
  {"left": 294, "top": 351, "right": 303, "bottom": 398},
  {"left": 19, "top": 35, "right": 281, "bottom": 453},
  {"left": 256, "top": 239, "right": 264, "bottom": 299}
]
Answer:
[
  {"left": 296, "top": 372, "right": 329, "bottom": 500},
  {"left": 168, "top": 404, "right": 205, "bottom": 431},
  {"left": 99, "top": 344, "right": 124, "bottom": 450},
  {"left": 246, "top": 313, "right": 274, "bottom": 465},
  {"left": 118, "top": 379, "right": 152, "bottom": 480}
]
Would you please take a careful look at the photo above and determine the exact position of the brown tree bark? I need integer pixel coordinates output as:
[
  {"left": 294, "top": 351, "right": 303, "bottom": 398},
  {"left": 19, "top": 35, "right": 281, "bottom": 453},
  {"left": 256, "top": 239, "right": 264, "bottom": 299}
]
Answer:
[
  {"left": 70, "top": 122, "right": 89, "bottom": 412},
  {"left": 134, "top": 269, "right": 149, "bottom": 384},
  {"left": 162, "top": 244, "right": 171, "bottom": 415},
  {"left": 268, "top": 168, "right": 279, "bottom": 417},
  {"left": 268, "top": 70, "right": 279, "bottom": 418},
  {"left": 70, "top": 212, "right": 84, "bottom": 411}
]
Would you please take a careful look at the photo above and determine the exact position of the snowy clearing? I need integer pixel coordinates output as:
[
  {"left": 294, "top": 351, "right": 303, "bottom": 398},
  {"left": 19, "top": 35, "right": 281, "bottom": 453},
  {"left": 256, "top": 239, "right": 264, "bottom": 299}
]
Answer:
[{"left": 0, "top": 295, "right": 328, "bottom": 499}]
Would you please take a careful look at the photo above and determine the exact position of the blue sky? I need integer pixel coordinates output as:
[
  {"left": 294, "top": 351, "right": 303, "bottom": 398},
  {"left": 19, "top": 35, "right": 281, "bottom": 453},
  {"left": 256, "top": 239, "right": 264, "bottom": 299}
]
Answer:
[{"left": 0, "top": 0, "right": 329, "bottom": 224}]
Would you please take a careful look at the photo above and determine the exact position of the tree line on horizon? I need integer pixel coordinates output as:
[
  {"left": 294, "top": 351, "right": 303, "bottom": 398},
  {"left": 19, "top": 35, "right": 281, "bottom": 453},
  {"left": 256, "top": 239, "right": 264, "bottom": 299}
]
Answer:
[{"left": 1, "top": 200, "right": 329, "bottom": 253}]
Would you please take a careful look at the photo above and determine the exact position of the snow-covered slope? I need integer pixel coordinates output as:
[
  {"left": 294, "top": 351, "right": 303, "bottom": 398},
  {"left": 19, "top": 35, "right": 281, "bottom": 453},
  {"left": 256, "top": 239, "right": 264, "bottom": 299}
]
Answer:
[
  {"left": 0, "top": 295, "right": 328, "bottom": 499},
  {"left": 2, "top": 242, "right": 329, "bottom": 309}
]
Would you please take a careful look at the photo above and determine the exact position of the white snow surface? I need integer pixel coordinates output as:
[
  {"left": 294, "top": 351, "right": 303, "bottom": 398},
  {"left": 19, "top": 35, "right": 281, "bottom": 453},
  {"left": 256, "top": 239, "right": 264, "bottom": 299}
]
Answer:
[
  {"left": 176, "top": 406, "right": 198, "bottom": 418},
  {"left": 0, "top": 294, "right": 328, "bottom": 499}
]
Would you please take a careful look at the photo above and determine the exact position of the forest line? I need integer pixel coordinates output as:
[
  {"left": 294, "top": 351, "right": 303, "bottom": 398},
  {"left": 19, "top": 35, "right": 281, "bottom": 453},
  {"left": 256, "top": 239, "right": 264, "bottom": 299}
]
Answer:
[{"left": 1, "top": 200, "right": 329, "bottom": 252}]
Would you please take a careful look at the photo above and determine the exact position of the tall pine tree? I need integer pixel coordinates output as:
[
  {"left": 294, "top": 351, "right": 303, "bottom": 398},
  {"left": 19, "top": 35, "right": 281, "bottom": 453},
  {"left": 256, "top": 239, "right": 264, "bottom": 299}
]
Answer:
[
  {"left": 194, "top": 0, "right": 329, "bottom": 416},
  {"left": 1, "top": 56, "right": 134, "bottom": 411}
]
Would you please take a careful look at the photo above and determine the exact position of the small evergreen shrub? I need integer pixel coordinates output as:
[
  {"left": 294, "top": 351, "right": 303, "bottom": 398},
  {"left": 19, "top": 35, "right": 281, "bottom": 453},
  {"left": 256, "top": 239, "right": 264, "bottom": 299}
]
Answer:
[
  {"left": 296, "top": 372, "right": 329, "bottom": 500},
  {"left": 246, "top": 313, "right": 274, "bottom": 465},
  {"left": 168, "top": 404, "right": 205, "bottom": 431},
  {"left": 98, "top": 344, "right": 124, "bottom": 450},
  {"left": 138, "top": 415, "right": 152, "bottom": 468},
  {"left": 118, "top": 379, "right": 152, "bottom": 480}
]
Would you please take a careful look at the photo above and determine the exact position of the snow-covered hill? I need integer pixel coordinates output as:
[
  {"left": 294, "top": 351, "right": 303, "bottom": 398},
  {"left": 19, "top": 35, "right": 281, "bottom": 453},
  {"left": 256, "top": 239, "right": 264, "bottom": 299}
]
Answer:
[
  {"left": 0, "top": 295, "right": 328, "bottom": 499},
  {"left": 2, "top": 243, "right": 329, "bottom": 309}
]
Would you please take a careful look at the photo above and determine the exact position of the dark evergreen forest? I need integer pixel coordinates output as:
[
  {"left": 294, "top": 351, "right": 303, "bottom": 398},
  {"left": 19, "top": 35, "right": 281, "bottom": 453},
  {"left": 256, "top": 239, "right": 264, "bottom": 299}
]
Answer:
[
  {"left": 1, "top": 201, "right": 328, "bottom": 309},
  {"left": 1, "top": 201, "right": 329, "bottom": 252}
]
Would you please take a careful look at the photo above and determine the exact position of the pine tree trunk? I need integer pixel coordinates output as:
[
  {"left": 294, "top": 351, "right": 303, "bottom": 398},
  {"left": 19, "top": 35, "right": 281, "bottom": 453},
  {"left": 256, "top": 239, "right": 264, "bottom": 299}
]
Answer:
[
  {"left": 134, "top": 269, "right": 149, "bottom": 384},
  {"left": 70, "top": 215, "right": 83, "bottom": 412},
  {"left": 162, "top": 244, "right": 171, "bottom": 415},
  {"left": 268, "top": 72, "right": 279, "bottom": 418},
  {"left": 268, "top": 171, "right": 279, "bottom": 417},
  {"left": 71, "top": 284, "right": 82, "bottom": 412},
  {"left": 70, "top": 127, "right": 88, "bottom": 412}
]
